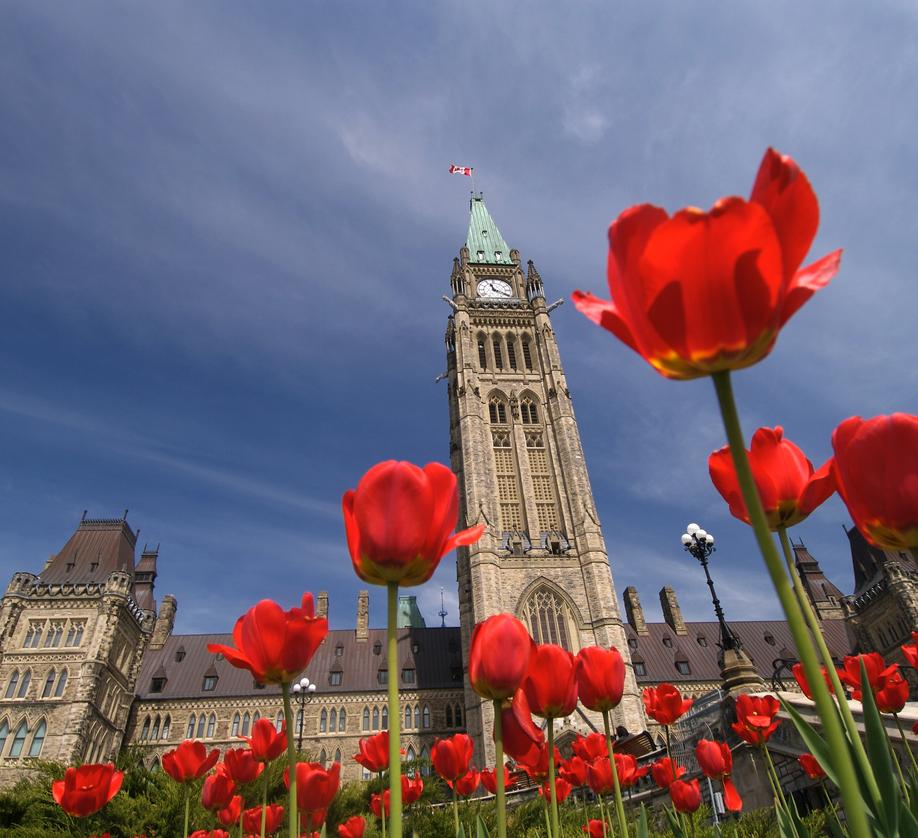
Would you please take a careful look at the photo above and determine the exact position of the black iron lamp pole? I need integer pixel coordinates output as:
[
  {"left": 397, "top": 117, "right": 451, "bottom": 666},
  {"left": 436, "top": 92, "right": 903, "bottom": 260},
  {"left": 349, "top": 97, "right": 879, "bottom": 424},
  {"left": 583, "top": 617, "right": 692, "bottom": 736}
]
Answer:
[
  {"left": 291, "top": 676, "right": 317, "bottom": 751},
  {"left": 681, "top": 523, "right": 742, "bottom": 652}
]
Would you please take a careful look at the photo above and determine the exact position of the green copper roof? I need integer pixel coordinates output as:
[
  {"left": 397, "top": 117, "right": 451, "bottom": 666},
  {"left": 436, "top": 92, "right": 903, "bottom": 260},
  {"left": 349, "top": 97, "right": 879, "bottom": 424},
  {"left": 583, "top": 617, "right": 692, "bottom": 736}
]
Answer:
[
  {"left": 466, "top": 195, "right": 512, "bottom": 265},
  {"left": 396, "top": 595, "right": 427, "bottom": 628}
]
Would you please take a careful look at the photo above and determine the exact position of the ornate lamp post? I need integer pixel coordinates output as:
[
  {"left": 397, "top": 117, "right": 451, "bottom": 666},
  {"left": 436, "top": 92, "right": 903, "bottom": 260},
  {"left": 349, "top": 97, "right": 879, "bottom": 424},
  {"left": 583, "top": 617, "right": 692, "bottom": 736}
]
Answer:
[
  {"left": 681, "top": 523, "right": 742, "bottom": 652},
  {"left": 291, "top": 676, "right": 317, "bottom": 751}
]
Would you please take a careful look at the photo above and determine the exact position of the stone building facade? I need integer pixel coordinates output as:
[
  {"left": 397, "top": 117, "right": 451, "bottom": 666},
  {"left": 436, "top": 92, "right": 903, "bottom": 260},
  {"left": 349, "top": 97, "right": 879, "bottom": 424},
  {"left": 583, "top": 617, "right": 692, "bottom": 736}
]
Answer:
[{"left": 445, "top": 196, "right": 644, "bottom": 763}]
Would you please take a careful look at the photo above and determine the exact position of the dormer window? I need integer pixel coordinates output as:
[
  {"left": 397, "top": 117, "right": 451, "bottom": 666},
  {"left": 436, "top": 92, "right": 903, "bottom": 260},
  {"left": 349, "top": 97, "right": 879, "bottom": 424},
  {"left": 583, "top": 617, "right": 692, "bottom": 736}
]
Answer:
[
  {"left": 175, "top": 647, "right": 186, "bottom": 662},
  {"left": 697, "top": 635, "right": 708, "bottom": 647},
  {"left": 335, "top": 645, "right": 344, "bottom": 657},
  {"left": 412, "top": 641, "right": 420, "bottom": 654},
  {"left": 675, "top": 661, "right": 691, "bottom": 676},
  {"left": 481, "top": 230, "right": 488, "bottom": 236},
  {"left": 373, "top": 641, "right": 382, "bottom": 656},
  {"left": 662, "top": 637, "right": 673, "bottom": 648},
  {"left": 476, "top": 251, "right": 485, "bottom": 260},
  {"left": 377, "top": 669, "right": 388, "bottom": 686},
  {"left": 633, "top": 660, "right": 647, "bottom": 676},
  {"left": 150, "top": 677, "right": 166, "bottom": 694},
  {"left": 764, "top": 632, "right": 776, "bottom": 646},
  {"left": 494, "top": 251, "right": 502, "bottom": 260},
  {"left": 202, "top": 675, "right": 217, "bottom": 691}
]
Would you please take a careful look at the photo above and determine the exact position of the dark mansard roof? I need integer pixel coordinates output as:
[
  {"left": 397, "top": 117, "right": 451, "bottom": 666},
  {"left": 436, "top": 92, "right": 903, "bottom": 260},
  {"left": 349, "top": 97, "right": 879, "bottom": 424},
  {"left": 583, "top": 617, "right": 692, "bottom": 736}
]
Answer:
[{"left": 135, "top": 626, "right": 465, "bottom": 701}]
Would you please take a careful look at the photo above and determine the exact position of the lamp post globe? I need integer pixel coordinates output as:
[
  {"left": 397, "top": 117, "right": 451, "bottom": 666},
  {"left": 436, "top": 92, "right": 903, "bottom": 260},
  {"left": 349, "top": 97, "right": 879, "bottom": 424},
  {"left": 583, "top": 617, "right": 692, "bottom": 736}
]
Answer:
[
  {"left": 290, "top": 675, "right": 317, "bottom": 750},
  {"left": 682, "top": 523, "right": 740, "bottom": 651}
]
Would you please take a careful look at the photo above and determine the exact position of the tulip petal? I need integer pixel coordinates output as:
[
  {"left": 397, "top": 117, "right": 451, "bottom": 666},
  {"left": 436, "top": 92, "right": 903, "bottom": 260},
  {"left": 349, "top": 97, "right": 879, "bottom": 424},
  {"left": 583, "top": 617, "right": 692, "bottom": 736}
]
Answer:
[
  {"left": 750, "top": 147, "right": 820, "bottom": 279},
  {"left": 422, "top": 462, "right": 459, "bottom": 558},
  {"left": 798, "top": 457, "right": 836, "bottom": 517},
  {"left": 708, "top": 445, "right": 750, "bottom": 525},
  {"left": 723, "top": 777, "right": 743, "bottom": 812},
  {"left": 570, "top": 291, "right": 640, "bottom": 352},
  {"left": 779, "top": 249, "right": 841, "bottom": 327}
]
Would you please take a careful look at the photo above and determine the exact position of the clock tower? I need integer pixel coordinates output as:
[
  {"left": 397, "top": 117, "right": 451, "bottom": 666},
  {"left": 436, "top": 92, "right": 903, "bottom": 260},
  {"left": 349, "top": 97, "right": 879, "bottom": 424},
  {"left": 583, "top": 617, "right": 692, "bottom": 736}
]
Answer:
[{"left": 445, "top": 195, "right": 644, "bottom": 764}]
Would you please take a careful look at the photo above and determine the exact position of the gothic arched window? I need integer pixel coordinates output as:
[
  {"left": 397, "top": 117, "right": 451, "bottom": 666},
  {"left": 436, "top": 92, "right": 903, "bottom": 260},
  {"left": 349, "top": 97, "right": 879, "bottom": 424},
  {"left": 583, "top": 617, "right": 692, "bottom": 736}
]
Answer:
[
  {"left": 489, "top": 398, "right": 507, "bottom": 425},
  {"left": 362, "top": 707, "right": 370, "bottom": 731},
  {"left": 506, "top": 335, "right": 518, "bottom": 369},
  {"left": 414, "top": 705, "right": 421, "bottom": 729},
  {"left": 54, "top": 669, "right": 68, "bottom": 698},
  {"left": 42, "top": 670, "right": 56, "bottom": 699},
  {"left": 521, "top": 335, "right": 535, "bottom": 370},
  {"left": 320, "top": 709, "right": 327, "bottom": 733},
  {"left": 231, "top": 713, "right": 240, "bottom": 737},
  {"left": 406, "top": 745, "right": 416, "bottom": 763},
  {"left": 334, "top": 748, "right": 341, "bottom": 764},
  {"left": 141, "top": 717, "right": 151, "bottom": 741},
  {"left": 4, "top": 671, "right": 19, "bottom": 699},
  {"left": 151, "top": 716, "right": 160, "bottom": 740},
  {"left": 492, "top": 335, "right": 504, "bottom": 369},
  {"left": 241, "top": 712, "right": 250, "bottom": 736},
  {"left": 381, "top": 706, "right": 388, "bottom": 730},
  {"left": 9, "top": 721, "right": 28, "bottom": 758},
  {"left": 196, "top": 715, "right": 206, "bottom": 738},
  {"left": 275, "top": 711, "right": 284, "bottom": 732},
  {"left": 28, "top": 719, "right": 45, "bottom": 757},
  {"left": 329, "top": 709, "right": 337, "bottom": 731},
  {"left": 162, "top": 715, "right": 171, "bottom": 739},
  {"left": 422, "top": 705, "right": 431, "bottom": 729},
  {"left": 17, "top": 670, "right": 31, "bottom": 699},
  {"left": 405, "top": 706, "right": 412, "bottom": 730},
  {"left": 477, "top": 334, "right": 488, "bottom": 369},
  {"left": 520, "top": 585, "right": 578, "bottom": 652},
  {"left": 339, "top": 708, "right": 346, "bottom": 732},
  {"left": 455, "top": 704, "right": 463, "bottom": 727},
  {"left": 187, "top": 715, "right": 196, "bottom": 739},
  {"left": 0, "top": 720, "right": 8, "bottom": 755},
  {"left": 446, "top": 705, "right": 453, "bottom": 728},
  {"left": 520, "top": 398, "right": 538, "bottom": 424},
  {"left": 319, "top": 748, "right": 327, "bottom": 767},
  {"left": 372, "top": 707, "right": 380, "bottom": 730}
]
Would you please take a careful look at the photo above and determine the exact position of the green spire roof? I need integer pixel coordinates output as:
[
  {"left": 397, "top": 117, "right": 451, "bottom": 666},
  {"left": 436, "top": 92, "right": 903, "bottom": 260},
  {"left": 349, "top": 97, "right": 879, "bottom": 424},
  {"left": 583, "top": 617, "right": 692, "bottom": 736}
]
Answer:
[{"left": 466, "top": 195, "right": 512, "bottom": 265}]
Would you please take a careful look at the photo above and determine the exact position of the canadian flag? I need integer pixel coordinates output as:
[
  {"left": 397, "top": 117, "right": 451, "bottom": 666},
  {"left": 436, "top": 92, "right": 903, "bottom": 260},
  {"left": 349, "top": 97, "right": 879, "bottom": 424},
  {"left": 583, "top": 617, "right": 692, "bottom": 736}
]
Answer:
[{"left": 449, "top": 164, "right": 473, "bottom": 176}]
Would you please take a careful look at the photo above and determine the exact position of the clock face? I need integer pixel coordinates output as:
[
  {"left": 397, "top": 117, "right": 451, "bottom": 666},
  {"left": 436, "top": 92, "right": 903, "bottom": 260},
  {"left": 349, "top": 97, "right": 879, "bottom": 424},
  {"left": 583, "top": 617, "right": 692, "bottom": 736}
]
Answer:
[{"left": 477, "top": 278, "right": 513, "bottom": 299}]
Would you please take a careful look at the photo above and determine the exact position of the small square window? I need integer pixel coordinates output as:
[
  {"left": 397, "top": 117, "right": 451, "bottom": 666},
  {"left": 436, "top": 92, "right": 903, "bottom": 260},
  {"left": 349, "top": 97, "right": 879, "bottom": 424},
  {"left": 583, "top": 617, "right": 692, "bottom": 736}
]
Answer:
[
  {"left": 202, "top": 676, "right": 217, "bottom": 691},
  {"left": 696, "top": 636, "right": 708, "bottom": 647},
  {"left": 373, "top": 642, "right": 382, "bottom": 656},
  {"left": 377, "top": 669, "right": 388, "bottom": 686},
  {"left": 675, "top": 661, "right": 690, "bottom": 676},
  {"left": 401, "top": 668, "right": 415, "bottom": 684},
  {"left": 662, "top": 637, "right": 673, "bottom": 648},
  {"left": 150, "top": 677, "right": 166, "bottom": 694},
  {"left": 411, "top": 642, "right": 420, "bottom": 654},
  {"left": 335, "top": 645, "right": 344, "bottom": 657},
  {"left": 329, "top": 671, "right": 342, "bottom": 686},
  {"left": 633, "top": 662, "right": 646, "bottom": 676}
]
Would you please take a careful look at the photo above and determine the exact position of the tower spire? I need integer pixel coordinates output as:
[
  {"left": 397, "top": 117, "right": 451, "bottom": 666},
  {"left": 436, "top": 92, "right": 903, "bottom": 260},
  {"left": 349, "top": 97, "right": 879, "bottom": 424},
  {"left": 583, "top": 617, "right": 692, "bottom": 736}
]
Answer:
[{"left": 466, "top": 195, "right": 512, "bottom": 265}]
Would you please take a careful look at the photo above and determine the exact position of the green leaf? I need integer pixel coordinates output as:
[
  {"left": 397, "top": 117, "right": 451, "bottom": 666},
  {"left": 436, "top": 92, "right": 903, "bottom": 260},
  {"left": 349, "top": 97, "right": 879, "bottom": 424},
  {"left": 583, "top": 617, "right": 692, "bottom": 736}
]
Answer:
[
  {"left": 476, "top": 814, "right": 491, "bottom": 838},
  {"left": 860, "top": 657, "right": 899, "bottom": 836},
  {"left": 457, "top": 821, "right": 466, "bottom": 838},
  {"left": 635, "top": 804, "right": 650, "bottom": 838},
  {"left": 665, "top": 806, "right": 686, "bottom": 838},
  {"left": 780, "top": 697, "right": 840, "bottom": 788}
]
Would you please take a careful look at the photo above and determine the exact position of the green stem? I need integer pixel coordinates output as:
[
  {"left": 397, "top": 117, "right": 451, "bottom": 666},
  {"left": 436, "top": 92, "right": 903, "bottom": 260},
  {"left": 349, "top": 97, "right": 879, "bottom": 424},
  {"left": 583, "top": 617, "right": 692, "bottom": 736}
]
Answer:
[
  {"left": 546, "top": 719, "right": 560, "bottom": 838},
  {"left": 282, "top": 683, "right": 298, "bottom": 838},
  {"left": 602, "top": 710, "right": 629, "bottom": 838},
  {"left": 493, "top": 699, "right": 507, "bottom": 838},
  {"left": 183, "top": 787, "right": 190, "bottom": 838},
  {"left": 598, "top": 795, "right": 608, "bottom": 837},
  {"left": 761, "top": 744, "right": 787, "bottom": 809},
  {"left": 379, "top": 771, "right": 387, "bottom": 838},
  {"left": 885, "top": 720, "right": 910, "bottom": 802},
  {"left": 777, "top": 526, "right": 878, "bottom": 796},
  {"left": 452, "top": 783, "right": 460, "bottom": 836},
  {"left": 711, "top": 371, "right": 871, "bottom": 838},
  {"left": 896, "top": 714, "right": 918, "bottom": 778},
  {"left": 261, "top": 759, "right": 268, "bottom": 838},
  {"left": 543, "top": 797, "right": 553, "bottom": 838},
  {"left": 386, "top": 582, "right": 403, "bottom": 838}
]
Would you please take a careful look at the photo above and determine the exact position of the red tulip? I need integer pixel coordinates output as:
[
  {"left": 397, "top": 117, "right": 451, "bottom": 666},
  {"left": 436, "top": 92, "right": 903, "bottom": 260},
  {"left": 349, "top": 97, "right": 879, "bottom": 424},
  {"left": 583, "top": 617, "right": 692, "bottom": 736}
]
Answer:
[
  {"left": 695, "top": 739, "right": 742, "bottom": 811},
  {"left": 338, "top": 816, "right": 367, "bottom": 838},
  {"left": 52, "top": 763, "right": 124, "bottom": 818},
  {"left": 242, "top": 804, "right": 285, "bottom": 835},
  {"left": 642, "top": 684, "right": 693, "bottom": 725},
  {"left": 831, "top": 414, "right": 918, "bottom": 551},
  {"left": 403, "top": 773, "right": 424, "bottom": 805},
  {"left": 201, "top": 767, "right": 235, "bottom": 811},
  {"left": 902, "top": 633, "right": 918, "bottom": 669},
  {"left": 242, "top": 718, "right": 287, "bottom": 762},
  {"left": 572, "top": 147, "right": 841, "bottom": 380},
  {"left": 575, "top": 645, "right": 626, "bottom": 712},
  {"left": 207, "top": 593, "right": 327, "bottom": 685},
  {"left": 670, "top": 778, "right": 702, "bottom": 813},
  {"left": 189, "top": 832, "right": 230, "bottom": 838},
  {"left": 586, "top": 756, "right": 614, "bottom": 795},
  {"left": 792, "top": 662, "right": 836, "bottom": 701},
  {"left": 798, "top": 753, "right": 826, "bottom": 780},
  {"left": 162, "top": 740, "right": 220, "bottom": 783},
  {"left": 469, "top": 613, "right": 533, "bottom": 700},
  {"left": 837, "top": 653, "right": 898, "bottom": 702},
  {"left": 522, "top": 644, "right": 578, "bottom": 718},
  {"left": 875, "top": 669, "right": 910, "bottom": 714},
  {"left": 223, "top": 748, "right": 264, "bottom": 784},
  {"left": 731, "top": 694, "right": 780, "bottom": 745},
  {"left": 500, "top": 689, "right": 543, "bottom": 759},
  {"left": 650, "top": 757, "right": 686, "bottom": 789},
  {"left": 480, "top": 766, "right": 514, "bottom": 794},
  {"left": 216, "top": 795, "right": 243, "bottom": 827},
  {"left": 431, "top": 733, "right": 474, "bottom": 782},
  {"left": 614, "top": 753, "right": 646, "bottom": 789},
  {"left": 571, "top": 732, "right": 607, "bottom": 762},
  {"left": 354, "top": 731, "right": 389, "bottom": 773},
  {"left": 284, "top": 762, "right": 340, "bottom": 815},
  {"left": 342, "top": 460, "right": 485, "bottom": 586},
  {"left": 370, "top": 790, "right": 389, "bottom": 819},
  {"left": 539, "top": 776, "right": 572, "bottom": 803},
  {"left": 709, "top": 426, "right": 834, "bottom": 529},
  {"left": 559, "top": 755, "right": 588, "bottom": 787},
  {"left": 583, "top": 820, "right": 605, "bottom": 838},
  {"left": 516, "top": 741, "right": 559, "bottom": 783},
  {"left": 451, "top": 769, "right": 480, "bottom": 796}
]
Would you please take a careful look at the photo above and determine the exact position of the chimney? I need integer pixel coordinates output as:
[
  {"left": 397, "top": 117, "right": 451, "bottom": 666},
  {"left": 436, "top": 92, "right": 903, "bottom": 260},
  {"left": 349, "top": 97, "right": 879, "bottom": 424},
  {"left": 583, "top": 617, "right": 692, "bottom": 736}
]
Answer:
[
  {"left": 356, "top": 590, "right": 369, "bottom": 642},
  {"left": 659, "top": 586, "right": 687, "bottom": 635},
  {"left": 316, "top": 591, "right": 328, "bottom": 619},
  {"left": 623, "top": 587, "right": 648, "bottom": 635},
  {"left": 149, "top": 595, "right": 177, "bottom": 649}
]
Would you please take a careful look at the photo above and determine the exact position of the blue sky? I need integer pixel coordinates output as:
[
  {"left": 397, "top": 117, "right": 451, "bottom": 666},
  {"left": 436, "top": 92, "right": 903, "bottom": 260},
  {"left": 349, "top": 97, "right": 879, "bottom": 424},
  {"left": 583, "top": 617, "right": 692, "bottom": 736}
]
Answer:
[{"left": 1, "top": 2, "right": 915, "bottom": 634}]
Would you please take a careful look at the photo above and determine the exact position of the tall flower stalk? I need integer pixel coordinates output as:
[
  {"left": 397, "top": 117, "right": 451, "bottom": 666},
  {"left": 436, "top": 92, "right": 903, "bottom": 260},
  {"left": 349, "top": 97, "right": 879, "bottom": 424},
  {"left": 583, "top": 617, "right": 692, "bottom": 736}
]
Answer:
[
  {"left": 281, "top": 684, "right": 297, "bottom": 838},
  {"left": 712, "top": 370, "right": 870, "bottom": 838},
  {"left": 386, "top": 582, "right": 403, "bottom": 837}
]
